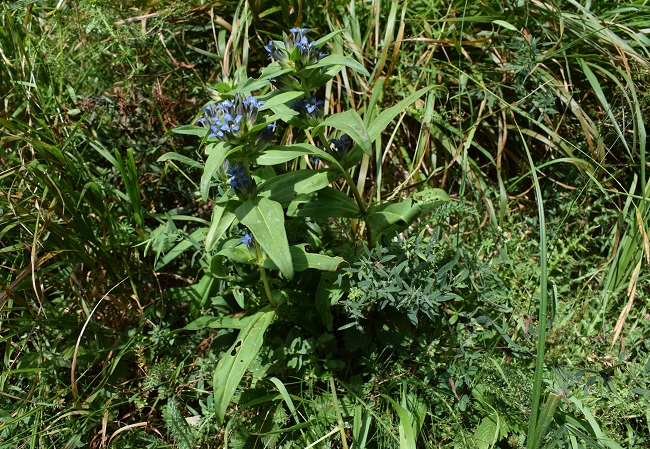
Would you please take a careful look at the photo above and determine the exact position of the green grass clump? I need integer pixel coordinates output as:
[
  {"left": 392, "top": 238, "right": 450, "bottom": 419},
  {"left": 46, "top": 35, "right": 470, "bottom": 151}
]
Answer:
[{"left": 2, "top": 1, "right": 650, "bottom": 448}]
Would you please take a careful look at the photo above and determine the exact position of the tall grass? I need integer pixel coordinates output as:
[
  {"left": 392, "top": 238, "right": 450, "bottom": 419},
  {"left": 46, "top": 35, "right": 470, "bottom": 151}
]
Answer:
[{"left": 1, "top": 0, "right": 649, "bottom": 447}]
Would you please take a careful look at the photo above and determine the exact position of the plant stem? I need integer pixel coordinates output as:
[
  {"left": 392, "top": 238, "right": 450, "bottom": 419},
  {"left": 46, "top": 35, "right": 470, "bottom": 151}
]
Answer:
[
  {"left": 259, "top": 265, "right": 276, "bottom": 308},
  {"left": 308, "top": 128, "right": 370, "bottom": 245}
]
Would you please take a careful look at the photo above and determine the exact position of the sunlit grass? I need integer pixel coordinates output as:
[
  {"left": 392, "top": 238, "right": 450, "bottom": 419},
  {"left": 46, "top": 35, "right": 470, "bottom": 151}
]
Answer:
[{"left": 1, "top": 0, "right": 649, "bottom": 447}]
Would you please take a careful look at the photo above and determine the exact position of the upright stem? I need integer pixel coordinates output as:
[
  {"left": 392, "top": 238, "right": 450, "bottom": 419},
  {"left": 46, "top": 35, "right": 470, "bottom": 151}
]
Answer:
[
  {"left": 259, "top": 265, "right": 276, "bottom": 308},
  {"left": 307, "top": 128, "right": 370, "bottom": 244}
]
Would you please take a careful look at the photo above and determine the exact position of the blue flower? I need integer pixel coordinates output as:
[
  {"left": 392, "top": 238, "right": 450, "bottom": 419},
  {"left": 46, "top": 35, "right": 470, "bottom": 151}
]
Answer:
[
  {"left": 329, "top": 134, "right": 353, "bottom": 158},
  {"left": 265, "top": 28, "right": 328, "bottom": 83},
  {"left": 197, "top": 95, "right": 271, "bottom": 152},
  {"left": 226, "top": 163, "right": 249, "bottom": 189},
  {"left": 291, "top": 96, "right": 324, "bottom": 127},
  {"left": 226, "top": 163, "right": 257, "bottom": 200},
  {"left": 309, "top": 99, "right": 323, "bottom": 114},
  {"left": 241, "top": 233, "right": 254, "bottom": 249}
]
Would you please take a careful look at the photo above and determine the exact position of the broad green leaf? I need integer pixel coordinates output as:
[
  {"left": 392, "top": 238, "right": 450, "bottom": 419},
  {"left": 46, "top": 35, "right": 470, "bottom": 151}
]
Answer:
[
  {"left": 256, "top": 143, "right": 346, "bottom": 173},
  {"left": 237, "top": 198, "right": 294, "bottom": 279},
  {"left": 368, "top": 85, "right": 441, "bottom": 141},
  {"left": 205, "top": 200, "right": 240, "bottom": 251},
  {"left": 157, "top": 152, "right": 203, "bottom": 169},
  {"left": 217, "top": 244, "right": 256, "bottom": 265},
  {"left": 201, "top": 142, "right": 230, "bottom": 201},
  {"left": 365, "top": 200, "right": 421, "bottom": 235},
  {"left": 475, "top": 416, "right": 498, "bottom": 449},
  {"left": 290, "top": 187, "right": 361, "bottom": 218},
  {"left": 213, "top": 308, "right": 275, "bottom": 424},
  {"left": 412, "top": 188, "right": 450, "bottom": 213},
  {"left": 172, "top": 124, "right": 206, "bottom": 136},
  {"left": 306, "top": 54, "right": 370, "bottom": 77},
  {"left": 317, "top": 110, "right": 371, "bottom": 155},
  {"left": 258, "top": 169, "right": 336, "bottom": 204},
  {"left": 262, "top": 245, "right": 344, "bottom": 272},
  {"left": 255, "top": 146, "right": 308, "bottom": 165},
  {"left": 259, "top": 91, "right": 305, "bottom": 112}
]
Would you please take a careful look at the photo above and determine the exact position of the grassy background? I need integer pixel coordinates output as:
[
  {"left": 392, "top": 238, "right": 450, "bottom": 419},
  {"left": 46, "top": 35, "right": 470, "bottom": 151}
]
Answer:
[{"left": 1, "top": 0, "right": 649, "bottom": 447}]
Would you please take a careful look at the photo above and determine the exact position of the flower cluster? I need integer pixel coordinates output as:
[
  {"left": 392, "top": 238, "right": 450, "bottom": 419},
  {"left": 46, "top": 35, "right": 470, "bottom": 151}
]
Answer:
[
  {"left": 265, "top": 28, "right": 331, "bottom": 93},
  {"left": 198, "top": 95, "right": 274, "bottom": 151},
  {"left": 226, "top": 163, "right": 256, "bottom": 200},
  {"left": 314, "top": 134, "right": 353, "bottom": 164},
  {"left": 291, "top": 96, "right": 324, "bottom": 127},
  {"left": 330, "top": 134, "right": 352, "bottom": 157},
  {"left": 264, "top": 28, "right": 327, "bottom": 71}
]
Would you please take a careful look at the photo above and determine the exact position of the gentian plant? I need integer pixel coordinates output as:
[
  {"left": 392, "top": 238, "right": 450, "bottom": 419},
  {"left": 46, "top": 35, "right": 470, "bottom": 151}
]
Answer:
[{"left": 163, "top": 27, "right": 447, "bottom": 423}]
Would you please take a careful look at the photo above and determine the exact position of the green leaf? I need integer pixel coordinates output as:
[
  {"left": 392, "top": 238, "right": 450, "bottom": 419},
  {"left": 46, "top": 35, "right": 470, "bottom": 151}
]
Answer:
[
  {"left": 312, "top": 29, "right": 345, "bottom": 47},
  {"left": 213, "top": 308, "right": 275, "bottom": 424},
  {"left": 530, "top": 393, "right": 562, "bottom": 449},
  {"left": 368, "top": 85, "right": 441, "bottom": 141},
  {"left": 262, "top": 245, "right": 344, "bottom": 272},
  {"left": 155, "top": 227, "right": 207, "bottom": 270},
  {"left": 205, "top": 200, "right": 240, "bottom": 251},
  {"left": 255, "top": 146, "right": 308, "bottom": 165},
  {"left": 317, "top": 110, "right": 371, "bottom": 155},
  {"left": 475, "top": 416, "right": 498, "bottom": 449},
  {"left": 216, "top": 243, "right": 256, "bottom": 265},
  {"left": 172, "top": 125, "right": 206, "bottom": 136},
  {"left": 201, "top": 142, "right": 230, "bottom": 201},
  {"left": 290, "top": 187, "right": 361, "bottom": 218},
  {"left": 492, "top": 20, "right": 518, "bottom": 31},
  {"left": 258, "top": 91, "right": 305, "bottom": 112},
  {"left": 306, "top": 54, "right": 370, "bottom": 77},
  {"left": 157, "top": 152, "right": 203, "bottom": 169},
  {"left": 237, "top": 198, "right": 294, "bottom": 279},
  {"left": 365, "top": 200, "right": 421, "bottom": 235},
  {"left": 382, "top": 395, "right": 417, "bottom": 449},
  {"left": 258, "top": 169, "right": 336, "bottom": 204},
  {"left": 412, "top": 188, "right": 450, "bottom": 213},
  {"left": 256, "top": 143, "right": 346, "bottom": 173},
  {"left": 182, "top": 314, "right": 254, "bottom": 331},
  {"left": 165, "top": 274, "right": 216, "bottom": 316}
]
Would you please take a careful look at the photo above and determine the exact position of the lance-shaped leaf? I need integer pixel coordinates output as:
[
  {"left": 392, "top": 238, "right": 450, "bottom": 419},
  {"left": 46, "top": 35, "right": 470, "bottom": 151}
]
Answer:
[
  {"left": 304, "top": 54, "right": 370, "bottom": 78},
  {"left": 171, "top": 124, "right": 207, "bottom": 137},
  {"left": 157, "top": 151, "right": 203, "bottom": 169},
  {"left": 258, "top": 91, "right": 305, "bottom": 112},
  {"left": 367, "top": 85, "right": 442, "bottom": 141},
  {"left": 262, "top": 245, "right": 344, "bottom": 272},
  {"left": 213, "top": 308, "right": 275, "bottom": 424},
  {"left": 258, "top": 169, "right": 336, "bottom": 205},
  {"left": 290, "top": 187, "right": 361, "bottom": 218},
  {"left": 365, "top": 199, "right": 421, "bottom": 235},
  {"left": 412, "top": 188, "right": 450, "bottom": 213},
  {"left": 256, "top": 143, "right": 346, "bottom": 173},
  {"left": 316, "top": 110, "right": 371, "bottom": 155},
  {"left": 237, "top": 198, "right": 294, "bottom": 279},
  {"left": 201, "top": 142, "right": 231, "bottom": 201},
  {"left": 155, "top": 227, "right": 207, "bottom": 270},
  {"left": 205, "top": 199, "right": 240, "bottom": 251}
]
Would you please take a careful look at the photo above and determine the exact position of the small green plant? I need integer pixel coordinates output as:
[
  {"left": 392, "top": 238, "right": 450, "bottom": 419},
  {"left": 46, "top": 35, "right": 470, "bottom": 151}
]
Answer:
[{"left": 160, "top": 27, "right": 448, "bottom": 424}]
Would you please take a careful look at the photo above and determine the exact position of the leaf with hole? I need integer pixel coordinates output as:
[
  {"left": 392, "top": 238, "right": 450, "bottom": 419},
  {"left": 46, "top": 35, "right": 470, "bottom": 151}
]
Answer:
[{"left": 213, "top": 307, "right": 275, "bottom": 424}]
